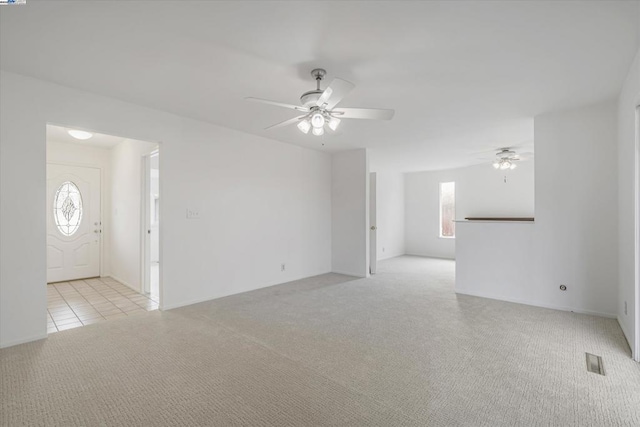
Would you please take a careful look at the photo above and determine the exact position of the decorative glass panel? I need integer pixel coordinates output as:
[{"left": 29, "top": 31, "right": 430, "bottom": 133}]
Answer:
[{"left": 54, "top": 181, "right": 83, "bottom": 236}]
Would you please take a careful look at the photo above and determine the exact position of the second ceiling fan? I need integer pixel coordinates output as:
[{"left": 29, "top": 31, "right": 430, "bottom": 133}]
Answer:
[{"left": 246, "top": 68, "right": 395, "bottom": 136}]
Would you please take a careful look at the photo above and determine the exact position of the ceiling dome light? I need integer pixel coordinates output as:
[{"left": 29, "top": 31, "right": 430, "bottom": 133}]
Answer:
[
  {"left": 328, "top": 117, "right": 341, "bottom": 131},
  {"left": 297, "top": 119, "right": 311, "bottom": 134},
  {"left": 311, "top": 112, "right": 325, "bottom": 128},
  {"left": 312, "top": 126, "right": 324, "bottom": 136},
  {"left": 67, "top": 129, "right": 93, "bottom": 140}
]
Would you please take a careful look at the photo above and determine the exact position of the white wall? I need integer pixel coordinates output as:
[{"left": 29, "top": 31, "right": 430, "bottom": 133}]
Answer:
[
  {"left": 405, "top": 161, "right": 535, "bottom": 259},
  {"left": 456, "top": 100, "right": 619, "bottom": 319},
  {"left": 331, "top": 149, "right": 369, "bottom": 277},
  {"left": 617, "top": 47, "right": 640, "bottom": 357},
  {"left": 375, "top": 172, "right": 405, "bottom": 260},
  {"left": 456, "top": 222, "right": 535, "bottom": 303},
  {"left": 110, "top": 139, "right": 157, "bottom": 291},
  {"left": 46, "top": 140, "right": 113, "bottom": 278},
  {"left": 0, "top": 71, "right": 333, "bottom": 348},
  {"left": 533, "top": 100, "right": 618, "bottom": 318}
]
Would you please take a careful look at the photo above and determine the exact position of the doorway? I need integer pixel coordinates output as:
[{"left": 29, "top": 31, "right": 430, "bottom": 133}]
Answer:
[
  {"left": 45, "top": 124, "right": 160, "bottom": 333},
  {"left": 143, "top": 151, "right": 160, "bottom": 303}
]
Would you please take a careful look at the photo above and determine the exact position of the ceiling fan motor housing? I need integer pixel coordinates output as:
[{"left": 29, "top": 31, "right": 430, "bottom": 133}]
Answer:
[
  {"left": 301, "top": 68, "right": 328, "bottom": 107},
  {"left": 497, "top": 149, "right": 517, "bottom": 159},
  {"left": 300, "top": 90, "right": 323, "bottom": 107}
]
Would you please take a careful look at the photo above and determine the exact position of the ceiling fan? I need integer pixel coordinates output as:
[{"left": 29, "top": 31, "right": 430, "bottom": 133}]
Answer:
[
  {"left": 490, "top": 148, "right": 532, "bottom": 170},
  {"left": 246, "top": 68, "right": 395, "bottom": 136}
]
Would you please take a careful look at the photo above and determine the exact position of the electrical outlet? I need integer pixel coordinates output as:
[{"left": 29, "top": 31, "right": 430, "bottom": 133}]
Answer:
[
  {"left": 624, "top": 301, "right": 627, "bottom": 315},
  {"left": 281, "top": 264, "right": 286, "bottom": 272},
  {"left": 186, "top": 208, "right": 200, "bottom": 219}
]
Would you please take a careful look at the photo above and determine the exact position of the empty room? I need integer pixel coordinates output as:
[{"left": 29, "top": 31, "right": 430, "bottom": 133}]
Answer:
[{"left": 1, "top": 1, "right": 639, "bottom": 426}]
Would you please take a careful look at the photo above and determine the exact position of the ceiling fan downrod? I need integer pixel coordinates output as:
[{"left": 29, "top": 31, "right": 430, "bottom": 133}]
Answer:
[{"left": 311, "top": 68, "right": 326, "bottom": 90}]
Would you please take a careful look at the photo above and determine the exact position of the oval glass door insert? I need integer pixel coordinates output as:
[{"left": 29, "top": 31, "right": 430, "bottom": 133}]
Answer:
[{"left": 54, "top": 181, "right": 83, "bottom": 236}]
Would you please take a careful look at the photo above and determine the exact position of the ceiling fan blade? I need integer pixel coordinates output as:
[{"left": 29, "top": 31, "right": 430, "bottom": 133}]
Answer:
[
  {"left": 331, "top": 107, "right": 395, "bottom": 120},
  {"left": 245, "top": 97, "right": 309, "bottom": 113},
  {"left": 316, "top": 78, "right": 355, "bottom": 109},
  {"left": 264, "top": 115, "right": 306, "bottom": 131}
]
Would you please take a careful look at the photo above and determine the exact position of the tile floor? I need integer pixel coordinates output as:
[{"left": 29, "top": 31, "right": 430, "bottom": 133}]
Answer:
[{"left": 47, "top": 277, "right": 159, "bottom": 333}]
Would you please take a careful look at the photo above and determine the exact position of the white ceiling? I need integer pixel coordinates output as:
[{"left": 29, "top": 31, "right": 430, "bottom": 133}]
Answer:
[
  {"left": 47, "top": 124, "right": 128, "bottom": 149},
  {"left": 2, "top": 1, "right": 638, "bottom": 172}
]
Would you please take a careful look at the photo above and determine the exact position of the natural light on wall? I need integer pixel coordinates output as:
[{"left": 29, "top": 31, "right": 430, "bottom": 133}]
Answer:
[{"left": 439, "top": 182, "right": 455, "bottom": 238}]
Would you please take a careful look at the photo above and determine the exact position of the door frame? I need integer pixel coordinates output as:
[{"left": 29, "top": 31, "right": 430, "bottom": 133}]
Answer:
[
  {"left": 634, "top": 103, "right": 639, "bottom": 362},
  {"left": 46, "top": 161, "right": 105, "bottom": 279},
  {"left": 369, "top": 172, "right": 377, "bottom": 275},
  {"left": 141, "top": 149, "right": 160, "bottom": 301}
]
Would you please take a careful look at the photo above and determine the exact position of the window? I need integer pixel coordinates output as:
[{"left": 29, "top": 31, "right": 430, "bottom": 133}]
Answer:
[
  {"left": 53, "top": 181, "right": 83, "bottom": 236},
  {"left": 439, "top": 182, "right": 455, "bottom": 238}
]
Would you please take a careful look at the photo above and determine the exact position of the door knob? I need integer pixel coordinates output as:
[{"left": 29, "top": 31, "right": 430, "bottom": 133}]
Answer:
[{"left": 370, "top": 226, "right": 377, "bottom": 230}]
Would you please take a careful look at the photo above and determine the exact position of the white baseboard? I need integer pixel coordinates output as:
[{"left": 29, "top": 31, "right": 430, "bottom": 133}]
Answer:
[
  {"left": 330, "top": 269, "right": 366, "bottom": 278},
  {"left": 377, "top": 252, "right": 406, "bottom": 261},
  {"left": 404, "top": 253, "right": 455, "bottom": 261},
  {"left": 106, "top": 275, "right": 141, "bottom": 293},
  {"left": 0, "top": 332, "right": 48, "bottom": 349},
  {"left": 163, "top": 270, "right": 334, "bottom": 311},
  {"left": 455, "top": 288, "right": 617, "bottom": 319}
]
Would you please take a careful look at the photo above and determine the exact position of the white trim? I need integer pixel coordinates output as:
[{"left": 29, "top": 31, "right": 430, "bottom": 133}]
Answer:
[
  {"left": 141, "top": 155, "right": 151, "bottom": 295},
  {"left": 634, "top": 103, "right": 640, "bottom": 361},
  {"left": 108, "top": 274, "right": 138, "bottom": 293},
  {"left": 403, "top": 253, "right": 456, "bottom": 261},
  {"left": 162, "top": 271, "right": 336, "bottom": 311},
  {"left": 0, "top": 332, "right": 48, "bottom": 349},
  {"left": 377, "top": 252, "right": 407, "bottom": 262},
  {"left": 141, "top": 149, "right": 161, "bottom": 303},
  {"left": 456, "top": 289, "right": 617, "bottom": 319},
  {"left": 330, "top": 269, "right": 367, "bottom": 277}
]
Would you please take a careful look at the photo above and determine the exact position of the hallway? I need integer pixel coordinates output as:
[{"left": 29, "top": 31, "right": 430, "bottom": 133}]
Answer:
[{"left": 47, "top": 277, "right": 159, "bottom": 333}]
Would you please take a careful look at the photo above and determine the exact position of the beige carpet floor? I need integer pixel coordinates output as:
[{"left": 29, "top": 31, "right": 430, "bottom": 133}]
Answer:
[{"left": 2, "top": 256, "right": 640, "bottom": 426}]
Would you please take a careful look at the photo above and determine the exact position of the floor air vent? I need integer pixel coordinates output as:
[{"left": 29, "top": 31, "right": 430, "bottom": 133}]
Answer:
[{"left": 585, "top": 353, "right": 605, "bottom": 375}]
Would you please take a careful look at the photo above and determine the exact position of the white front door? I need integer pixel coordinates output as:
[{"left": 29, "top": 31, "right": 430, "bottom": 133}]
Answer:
[{"left": 47, "top": 164, "right": 101, "bottom": 283}]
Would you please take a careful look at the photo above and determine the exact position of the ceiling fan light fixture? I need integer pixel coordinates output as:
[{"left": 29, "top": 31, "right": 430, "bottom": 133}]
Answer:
[
  {"left": 297, "top": 119, "right": 311, "bottom": 134},
  {"left": 248, "top": 68, "right": 394, "bottom": 138},
  {"left": 67, "top": 129, "right": 93, "bottom": 140},
  {"left": 500, "top": 161, "right": 511, "bottom": 170},
  {"left": 492, "top": 162, "right": 500, "bottom": 169},
  {"left": 510, "top": 163, "right": 517, "bottom": 170},
  {"left": 311, "top": 112, "right": 325, "bottom": 128},
  {"left": 328, "top": 116, "right": 341, "bottom": 131}
]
